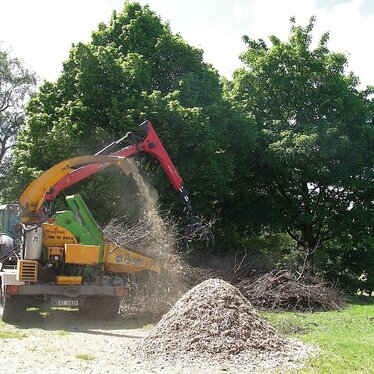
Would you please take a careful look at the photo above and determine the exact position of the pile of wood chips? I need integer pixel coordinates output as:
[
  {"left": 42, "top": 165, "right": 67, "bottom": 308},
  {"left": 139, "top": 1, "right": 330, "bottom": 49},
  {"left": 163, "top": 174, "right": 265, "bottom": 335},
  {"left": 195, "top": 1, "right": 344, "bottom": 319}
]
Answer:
[{"left": 142, "top": 279, "right": 312, "bottom": 371}]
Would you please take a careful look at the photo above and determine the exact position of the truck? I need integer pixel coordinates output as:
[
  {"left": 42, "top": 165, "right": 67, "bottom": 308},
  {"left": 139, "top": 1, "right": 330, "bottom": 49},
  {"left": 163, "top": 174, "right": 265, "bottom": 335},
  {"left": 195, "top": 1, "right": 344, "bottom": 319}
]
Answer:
[{"left": 0, "top": 120, "right": 203, "bottom": 322}]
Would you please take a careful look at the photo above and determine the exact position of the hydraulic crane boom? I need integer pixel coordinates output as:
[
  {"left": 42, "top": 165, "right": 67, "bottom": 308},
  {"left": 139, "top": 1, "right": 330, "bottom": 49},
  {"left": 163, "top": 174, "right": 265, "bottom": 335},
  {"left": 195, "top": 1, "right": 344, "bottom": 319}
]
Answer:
[
  {"left": 19, "top": 155, "right": 134, "bottom": 222},
  {"left": 45, "top": 121, "right": 183, "bottom": 198},
  {"left": 19, "top": 121, "right": 195, "bottom": 225}
]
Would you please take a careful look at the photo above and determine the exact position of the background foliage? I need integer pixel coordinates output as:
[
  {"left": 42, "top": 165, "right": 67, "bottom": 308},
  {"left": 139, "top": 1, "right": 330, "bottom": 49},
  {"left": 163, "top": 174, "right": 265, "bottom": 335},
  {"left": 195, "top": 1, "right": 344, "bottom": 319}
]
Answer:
[
  {"left": 1, "top": 4, "right": 372, "bottom": 292},
  {"left": 6, "top": 4, "right": 250, "bottom": 225},
  {"left": 0, "top": 46, "right": 36, "bottom": 193},
  {"left": 229, "top": 17, "right": 373, "bottom": 281}
]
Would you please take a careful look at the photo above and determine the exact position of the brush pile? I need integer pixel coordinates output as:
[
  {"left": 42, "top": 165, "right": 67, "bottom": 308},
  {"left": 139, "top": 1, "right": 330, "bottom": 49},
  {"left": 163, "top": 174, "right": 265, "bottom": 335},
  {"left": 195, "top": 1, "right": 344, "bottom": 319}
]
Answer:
[
  {"left": 104, "top": 204, "right": 214, "bottom": 318},
  {"left": 238, "top": 270, "right": 344, "bottom": 312},
  {"left": 104, "top": 206, "right": 192, "bottom": 317},
  {"left": 142, "top": 279, "right": 311, "bottom": 371}
]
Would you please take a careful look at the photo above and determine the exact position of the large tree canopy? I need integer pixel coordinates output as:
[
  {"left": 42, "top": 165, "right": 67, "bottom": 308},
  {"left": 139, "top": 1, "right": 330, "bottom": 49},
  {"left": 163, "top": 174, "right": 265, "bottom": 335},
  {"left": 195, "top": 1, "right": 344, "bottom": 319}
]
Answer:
[
  {"left": 4, "top": 5, "right": 372, "bottom": 287},
  {"left": 230, "top": 17, "right": 373, "bottom": 270},
  {"left": 0, "top": 47, "right": 36, "bottom": 201},
  {"left": 0, "top": 47, "right": 36, "bottom": 166},
  {"left": 9, "top": 3, "right": 254, "bottom": 227}
]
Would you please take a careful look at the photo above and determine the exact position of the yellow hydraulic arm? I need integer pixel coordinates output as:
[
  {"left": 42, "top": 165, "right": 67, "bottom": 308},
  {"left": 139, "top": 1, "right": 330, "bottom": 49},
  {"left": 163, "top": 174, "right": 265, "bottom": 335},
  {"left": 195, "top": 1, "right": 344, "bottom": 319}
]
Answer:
[{"left": 19, "top": 155, "right": 135, "bottom": 224}]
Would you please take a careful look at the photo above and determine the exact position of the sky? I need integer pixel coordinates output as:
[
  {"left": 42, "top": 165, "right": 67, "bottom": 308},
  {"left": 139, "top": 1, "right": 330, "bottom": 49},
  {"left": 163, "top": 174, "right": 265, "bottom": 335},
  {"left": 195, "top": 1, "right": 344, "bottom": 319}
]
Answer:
[{"left": 0, "top": 0, "right": 373, "bottom": 87}]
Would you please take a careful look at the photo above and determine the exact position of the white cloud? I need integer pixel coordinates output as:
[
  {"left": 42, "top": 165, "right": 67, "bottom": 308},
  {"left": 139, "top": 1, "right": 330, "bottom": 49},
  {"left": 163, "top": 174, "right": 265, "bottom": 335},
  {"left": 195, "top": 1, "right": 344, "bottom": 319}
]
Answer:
[
  {"left": 0, "top": 0, "right": 372, "bottom": 87},
  {"left": 184, "top": 26, "right": 245, "bottom": 77},
  {"left": 0, "top": 0, "right": 116, "bottom": 82},
  {"left": 245, "top": 0, "right": 317, "bottom": 40},
  {"left": 233, "top": 3, "right": 248, "bottom": 21},
  {"left": 231, "top": 0, "right": 374, "bottom": 86},
  {"left": 317, "top": 0, "right": 374, "bottom": 87}
]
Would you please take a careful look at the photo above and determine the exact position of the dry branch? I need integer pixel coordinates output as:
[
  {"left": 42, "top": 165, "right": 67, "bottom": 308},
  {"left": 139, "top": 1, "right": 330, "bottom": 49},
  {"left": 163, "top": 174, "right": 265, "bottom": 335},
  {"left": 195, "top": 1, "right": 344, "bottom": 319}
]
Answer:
[
  {"left": 103, "top": 208, "right": 216, "bottom": 317},
  {"left": 237, "top": 270, "right": 344, "bottom": 312}
]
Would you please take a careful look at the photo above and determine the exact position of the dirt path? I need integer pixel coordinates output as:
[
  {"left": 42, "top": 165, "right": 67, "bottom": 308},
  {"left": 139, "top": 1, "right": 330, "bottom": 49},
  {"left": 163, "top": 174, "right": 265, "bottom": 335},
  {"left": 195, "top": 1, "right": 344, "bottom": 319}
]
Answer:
[
  {"left": 1, "top": 310, "right": 237, "bottom": 374},
  {"left": 1, "top": 310, "right": 155, "bottom": 373},
  {"left": 0, "top": 309, "right": 312, "bottom": 373}
]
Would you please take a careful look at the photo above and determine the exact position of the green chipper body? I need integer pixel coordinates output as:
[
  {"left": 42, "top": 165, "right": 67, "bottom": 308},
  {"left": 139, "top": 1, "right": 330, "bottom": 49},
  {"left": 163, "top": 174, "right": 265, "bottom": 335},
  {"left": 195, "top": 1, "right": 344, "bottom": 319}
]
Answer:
[{"left": 54, "top": 194, "right": 105, "bottom": 262}]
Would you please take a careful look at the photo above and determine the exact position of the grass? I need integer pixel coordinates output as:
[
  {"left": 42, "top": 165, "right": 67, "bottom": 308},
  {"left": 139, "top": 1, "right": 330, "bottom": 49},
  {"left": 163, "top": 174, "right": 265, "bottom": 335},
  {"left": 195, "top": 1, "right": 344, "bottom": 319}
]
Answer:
[
  {"left": 143, "top": 323, "right": 155, "bottom": 329},
  {"left": 76, "top": 353, "right": 95, "bottom": 361},
  {"left": 0, "top": 321, "right": 26, "bottom": 338},
  {"left": 0, "top": 330, "right": 26, "bottom": 338},
  {"left": 57, "top": 330, "right": 70, "bottom": 336},
  {"left": 262, "top": 297, "right": 374, "bottom": 373}
]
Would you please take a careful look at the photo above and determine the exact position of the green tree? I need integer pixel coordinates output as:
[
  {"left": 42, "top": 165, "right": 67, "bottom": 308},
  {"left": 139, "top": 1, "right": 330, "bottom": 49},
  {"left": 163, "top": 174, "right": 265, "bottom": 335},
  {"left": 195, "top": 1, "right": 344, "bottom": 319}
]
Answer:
[
  {"left": 0, "top": 46, "right": 36, "bottom": 166},
  {"left": 230, "top": 17, "right": 374, "bottom": 271},
  {"left": 0, "top": 47, "right": 36, "bottom": 201},
  {"left": 10, "top": 3, "right": 250, "bottom": 233}
]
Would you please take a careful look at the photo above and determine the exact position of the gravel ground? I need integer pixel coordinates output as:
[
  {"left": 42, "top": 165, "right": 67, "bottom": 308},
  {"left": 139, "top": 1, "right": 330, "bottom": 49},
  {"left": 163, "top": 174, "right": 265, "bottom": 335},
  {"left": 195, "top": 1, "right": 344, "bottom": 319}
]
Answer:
[
  {"left": 0, "top": 309, "right": 315, "bottom": 374},
  {"left": 1, "top": 311, "right": 151, "bottom": 374}
]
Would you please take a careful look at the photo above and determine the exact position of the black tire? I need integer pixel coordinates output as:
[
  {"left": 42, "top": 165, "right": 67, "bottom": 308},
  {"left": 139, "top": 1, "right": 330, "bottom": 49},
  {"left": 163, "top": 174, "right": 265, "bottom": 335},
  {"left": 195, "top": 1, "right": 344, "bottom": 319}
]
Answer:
[
  {"left": 80, "top": 296, "right": 120, "bottom": 321},
  {"left": 0, "top": 294, "right": 28, "bottom": 323},
  {"left": 0, "top": 292, "right": 4, "bottom": 320}
]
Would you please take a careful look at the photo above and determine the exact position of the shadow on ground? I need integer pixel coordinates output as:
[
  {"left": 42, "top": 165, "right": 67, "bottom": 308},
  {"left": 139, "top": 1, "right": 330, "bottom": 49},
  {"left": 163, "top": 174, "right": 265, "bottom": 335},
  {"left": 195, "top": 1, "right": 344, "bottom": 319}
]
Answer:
[
  {"left": 11, "top": 309, "right": 159, "bottom": 336},
  {"left": 347, "top": 295, "right": 374, "bottom": 305}
]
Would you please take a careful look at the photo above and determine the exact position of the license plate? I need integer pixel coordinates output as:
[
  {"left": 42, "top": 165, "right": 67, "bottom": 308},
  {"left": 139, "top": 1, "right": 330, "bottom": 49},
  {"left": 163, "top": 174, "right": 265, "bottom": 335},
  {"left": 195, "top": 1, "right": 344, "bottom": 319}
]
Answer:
[{"left": 51, "top": 298, "right": 79, "bottom": 307}]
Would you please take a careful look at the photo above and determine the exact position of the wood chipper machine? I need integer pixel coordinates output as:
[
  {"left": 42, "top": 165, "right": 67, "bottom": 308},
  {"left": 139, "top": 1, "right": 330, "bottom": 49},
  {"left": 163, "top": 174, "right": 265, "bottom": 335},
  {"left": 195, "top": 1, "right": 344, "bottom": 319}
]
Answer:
[{"left": 0, "top": 120, "right": 208, "bottom": 322}]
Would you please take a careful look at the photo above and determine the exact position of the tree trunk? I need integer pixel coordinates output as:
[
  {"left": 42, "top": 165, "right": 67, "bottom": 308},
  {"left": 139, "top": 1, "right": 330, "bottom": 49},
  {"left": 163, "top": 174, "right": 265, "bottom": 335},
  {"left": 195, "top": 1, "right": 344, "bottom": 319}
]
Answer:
[{"left": 303, "top": 223, "right": 318, "bottom": 274}]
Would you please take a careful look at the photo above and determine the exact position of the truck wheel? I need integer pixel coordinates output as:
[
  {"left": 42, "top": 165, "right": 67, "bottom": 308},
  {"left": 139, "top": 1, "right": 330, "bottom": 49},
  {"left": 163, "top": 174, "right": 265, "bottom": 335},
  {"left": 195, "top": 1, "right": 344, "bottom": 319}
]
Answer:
[
  {"left": 80, "top": 296, "right": 119, "bottom": 321},
  {"left": 0, "top": 295, "right": 28, "bottom": 323},
  {"left": 0, "top": 293, "right": 4, "bottom": 320}
]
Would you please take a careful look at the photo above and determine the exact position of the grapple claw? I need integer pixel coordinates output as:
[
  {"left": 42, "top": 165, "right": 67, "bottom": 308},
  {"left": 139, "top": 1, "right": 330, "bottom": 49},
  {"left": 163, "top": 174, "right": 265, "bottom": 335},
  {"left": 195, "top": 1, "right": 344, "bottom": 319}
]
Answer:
[{"left": 185, "top": 219, "right": 214, "bottom": 242}]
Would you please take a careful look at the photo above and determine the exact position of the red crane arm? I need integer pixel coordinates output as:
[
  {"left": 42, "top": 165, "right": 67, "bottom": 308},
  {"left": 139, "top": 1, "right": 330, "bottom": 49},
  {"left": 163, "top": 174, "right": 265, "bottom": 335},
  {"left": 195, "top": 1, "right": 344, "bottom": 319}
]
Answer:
[
  {"left": 44, "top": 121, "right": 184, "bottom": 201},
  {"left": 39, "top": 120, "right": 211, "bottom": 239}
]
